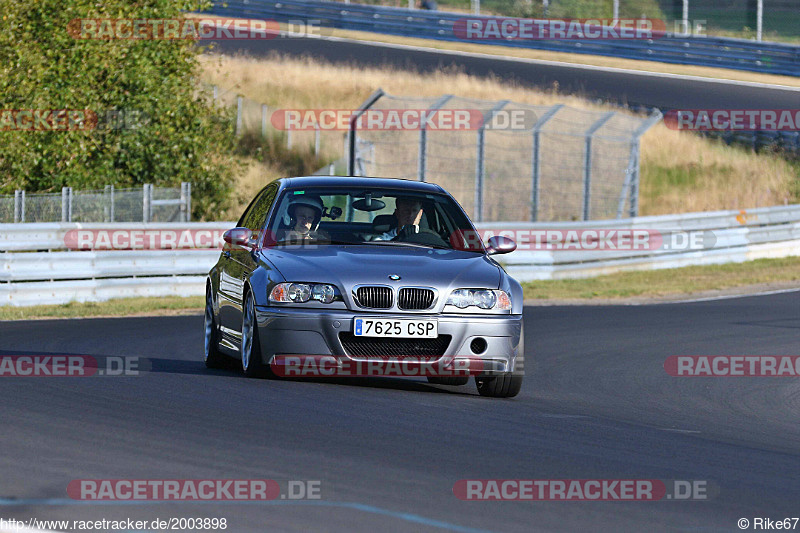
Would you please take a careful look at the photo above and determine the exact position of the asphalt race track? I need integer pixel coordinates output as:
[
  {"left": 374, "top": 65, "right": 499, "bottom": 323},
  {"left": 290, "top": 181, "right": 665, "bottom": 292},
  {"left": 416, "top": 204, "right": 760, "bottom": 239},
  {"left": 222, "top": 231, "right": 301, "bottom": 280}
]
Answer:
[
  {"left": 1, "top": 291, "right": 799, "bottom": 532},
  {"left": 208, "top": 36, "right": 800, "bottom": 110}
]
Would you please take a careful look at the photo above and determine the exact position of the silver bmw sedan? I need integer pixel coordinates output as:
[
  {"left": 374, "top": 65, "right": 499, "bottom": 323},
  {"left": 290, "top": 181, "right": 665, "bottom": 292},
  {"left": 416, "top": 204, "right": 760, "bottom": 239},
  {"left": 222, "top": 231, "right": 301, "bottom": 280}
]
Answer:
[{"left": 204, "top": 176, "right": 524, "bottom": 398}]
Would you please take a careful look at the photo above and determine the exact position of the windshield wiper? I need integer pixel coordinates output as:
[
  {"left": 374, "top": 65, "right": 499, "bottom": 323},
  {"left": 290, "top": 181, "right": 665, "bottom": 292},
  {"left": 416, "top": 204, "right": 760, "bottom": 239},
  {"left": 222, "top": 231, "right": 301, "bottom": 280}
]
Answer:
[{"left": 366, "top": 241, "right": 452, "bottom": 250}]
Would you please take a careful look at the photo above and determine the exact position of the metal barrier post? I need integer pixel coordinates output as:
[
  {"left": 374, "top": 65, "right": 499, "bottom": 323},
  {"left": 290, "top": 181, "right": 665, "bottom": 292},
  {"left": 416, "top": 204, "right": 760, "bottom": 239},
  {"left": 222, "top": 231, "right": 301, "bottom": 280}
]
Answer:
[
  {"left": 20, "top": 190, "right": 25, "bottom": 222},
  {"left": 261, "top": 104, "right": 268, "bottom": 138},
  {"left": 110, "top": 184, "right": 115, "bottom": 222},
  {"left": 314, "top": 123, "right": 321, "bottom": 156},
  {"left": 582, "top": 112, "right": 615, "bottom": 221},
  {"left": 474, "top": 100, "right": 509, "bottom": 222},
  {"left": 418, "top": 94, "right": 453, "bottom": 182},
  {"left": 348, "top": 89, "right": 385, "bottom": 176},
  {"left": 530, "top": 104, "right": 563, "bottom": 221}
]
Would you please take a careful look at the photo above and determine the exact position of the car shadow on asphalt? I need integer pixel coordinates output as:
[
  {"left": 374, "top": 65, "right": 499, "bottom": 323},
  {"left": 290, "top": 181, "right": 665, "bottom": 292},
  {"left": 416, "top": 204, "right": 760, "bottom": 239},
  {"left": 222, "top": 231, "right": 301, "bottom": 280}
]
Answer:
[{"left": 164, "top": 356, "right": 475, "bottom": 395}]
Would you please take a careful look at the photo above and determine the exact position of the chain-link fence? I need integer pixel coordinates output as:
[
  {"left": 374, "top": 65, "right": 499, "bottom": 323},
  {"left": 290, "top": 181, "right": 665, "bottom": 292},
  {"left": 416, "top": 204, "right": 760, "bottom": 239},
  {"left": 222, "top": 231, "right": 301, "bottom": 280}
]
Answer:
[
  {"left": 202, "top": 83, "right": 350, "bottom": 164},
  {"left": 346, "top": 90, "right": 661, "bottom": 222},
  {"left": 0, "top": 184, "right": 192, "bottom": 223}
]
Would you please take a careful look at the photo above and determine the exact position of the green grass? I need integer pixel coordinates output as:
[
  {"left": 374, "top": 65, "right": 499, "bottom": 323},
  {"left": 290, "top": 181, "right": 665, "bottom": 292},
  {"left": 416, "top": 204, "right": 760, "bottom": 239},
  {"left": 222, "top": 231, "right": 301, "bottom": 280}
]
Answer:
[
  {"left": 0, "top": 296, "right": 204, "bottom": 321},
  {"left": 522, "top": 256, "right": 800, "bottom": 301}
]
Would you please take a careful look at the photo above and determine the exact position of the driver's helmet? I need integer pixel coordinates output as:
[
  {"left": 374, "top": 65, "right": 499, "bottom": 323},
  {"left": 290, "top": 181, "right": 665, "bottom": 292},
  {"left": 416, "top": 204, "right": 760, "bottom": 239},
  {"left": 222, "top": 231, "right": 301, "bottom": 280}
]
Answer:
[{"left": 287, "top": 195, "right": 324, "bottom": 229}]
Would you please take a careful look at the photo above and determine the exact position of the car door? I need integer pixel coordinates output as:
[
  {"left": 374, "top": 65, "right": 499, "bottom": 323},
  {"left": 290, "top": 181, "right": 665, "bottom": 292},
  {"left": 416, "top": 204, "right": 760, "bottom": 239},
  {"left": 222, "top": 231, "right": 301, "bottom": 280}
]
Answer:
[{"left": 218, "top": 184, "right": 277, "bottom": 341}]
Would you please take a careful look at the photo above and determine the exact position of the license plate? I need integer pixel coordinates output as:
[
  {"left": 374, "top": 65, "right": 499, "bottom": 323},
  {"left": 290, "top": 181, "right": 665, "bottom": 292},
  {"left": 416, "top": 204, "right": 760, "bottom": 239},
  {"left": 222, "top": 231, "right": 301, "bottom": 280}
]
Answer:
[{"left": 353, "top": 318, "right": 438, "bottom": 338}]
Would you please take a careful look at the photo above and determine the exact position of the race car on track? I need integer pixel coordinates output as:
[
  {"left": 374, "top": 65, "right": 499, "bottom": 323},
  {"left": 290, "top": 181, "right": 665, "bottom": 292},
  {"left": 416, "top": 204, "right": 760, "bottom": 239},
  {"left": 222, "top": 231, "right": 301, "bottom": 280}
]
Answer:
[{"left": 203, "top": 176, "right": 524, "bottom": 397}]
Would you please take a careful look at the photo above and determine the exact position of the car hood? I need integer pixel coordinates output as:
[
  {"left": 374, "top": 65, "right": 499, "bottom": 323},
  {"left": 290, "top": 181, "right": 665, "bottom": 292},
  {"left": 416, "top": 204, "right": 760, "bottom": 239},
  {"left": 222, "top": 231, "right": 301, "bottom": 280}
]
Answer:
[{"left": 261, "top": 244, "right": 501, "bottom": 296}]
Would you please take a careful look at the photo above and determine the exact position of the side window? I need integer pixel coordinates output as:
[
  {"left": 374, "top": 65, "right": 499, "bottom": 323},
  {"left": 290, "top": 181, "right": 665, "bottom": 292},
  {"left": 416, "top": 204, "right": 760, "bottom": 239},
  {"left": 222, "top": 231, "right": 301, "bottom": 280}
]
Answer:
[{"left": 240, "top": 183, "right": 278, "bottom": 231}]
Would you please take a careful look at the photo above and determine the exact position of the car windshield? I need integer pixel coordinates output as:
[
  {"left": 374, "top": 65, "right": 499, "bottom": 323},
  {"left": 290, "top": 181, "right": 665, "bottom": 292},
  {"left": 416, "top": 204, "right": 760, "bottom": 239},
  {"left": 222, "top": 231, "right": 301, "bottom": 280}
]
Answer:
[{"left": 265, "top": 187, "right": 484, "bottom": 252}]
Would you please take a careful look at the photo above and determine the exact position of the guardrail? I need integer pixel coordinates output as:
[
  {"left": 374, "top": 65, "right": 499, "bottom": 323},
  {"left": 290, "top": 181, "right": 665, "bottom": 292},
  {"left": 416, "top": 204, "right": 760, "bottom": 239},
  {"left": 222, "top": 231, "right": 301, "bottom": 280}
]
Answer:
[
  {"left": 1, "top": 205, "right": 799, "bottom": 306},
  {"left": 203, "top": 0, "right": 800, "bottom": 76}
]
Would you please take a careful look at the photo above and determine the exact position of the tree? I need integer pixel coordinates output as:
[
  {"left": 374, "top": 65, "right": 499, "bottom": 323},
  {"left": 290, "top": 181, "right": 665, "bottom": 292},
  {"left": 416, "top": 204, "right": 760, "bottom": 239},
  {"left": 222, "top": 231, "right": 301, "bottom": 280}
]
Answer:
[{"left": 0, "top": 0, "right": 239, "bottom": 219}]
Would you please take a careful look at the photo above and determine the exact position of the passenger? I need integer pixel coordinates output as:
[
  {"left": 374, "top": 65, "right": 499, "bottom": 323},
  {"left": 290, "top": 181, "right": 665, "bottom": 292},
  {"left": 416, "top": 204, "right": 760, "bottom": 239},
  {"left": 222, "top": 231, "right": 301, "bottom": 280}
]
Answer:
[{"left": 377, "top": 197, "right": 424, "bottom": 241}]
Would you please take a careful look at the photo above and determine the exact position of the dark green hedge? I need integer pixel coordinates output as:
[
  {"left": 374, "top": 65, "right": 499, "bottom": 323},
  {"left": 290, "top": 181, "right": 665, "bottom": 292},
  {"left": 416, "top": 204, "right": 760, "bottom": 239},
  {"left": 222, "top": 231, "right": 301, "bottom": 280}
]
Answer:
[{"left": 0, "top": 0, "right": 240, "bottom": 219}]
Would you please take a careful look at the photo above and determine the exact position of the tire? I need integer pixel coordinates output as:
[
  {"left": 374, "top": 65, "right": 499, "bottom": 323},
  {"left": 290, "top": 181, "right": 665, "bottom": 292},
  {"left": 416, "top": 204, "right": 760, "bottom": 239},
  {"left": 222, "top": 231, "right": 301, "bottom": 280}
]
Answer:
[
  {"left": 241, "top": 290, "right": 266, "bottom": 378},
  {"left": 475, "top": 373, "right": 523, "bottom": 398},
  {"left": 475, "top": 321, "right": 524, "bottom": 398},
  {"left": 427, "top": 376, "right": 470, "bottom": 386},
  {"left": 204, "top": 285, "right": 226, "bottom": 369}
]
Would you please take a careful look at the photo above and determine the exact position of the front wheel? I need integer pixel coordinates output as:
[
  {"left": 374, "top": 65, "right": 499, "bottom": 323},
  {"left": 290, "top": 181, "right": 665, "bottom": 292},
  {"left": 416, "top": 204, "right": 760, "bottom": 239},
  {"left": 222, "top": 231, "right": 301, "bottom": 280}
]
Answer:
[
  {"left": 204, "top": 286, "right": 226, "bottom": 369},
  {"left": 241, "top": 291, "right": 266, "bottom": 378},
  {"left": 475, "top": 373, "right": 523, "bottom": 398}
]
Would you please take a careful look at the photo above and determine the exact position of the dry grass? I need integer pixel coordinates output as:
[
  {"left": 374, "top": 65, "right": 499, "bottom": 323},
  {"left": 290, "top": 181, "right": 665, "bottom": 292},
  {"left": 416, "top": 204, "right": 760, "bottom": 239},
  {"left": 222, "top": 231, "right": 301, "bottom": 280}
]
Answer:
[
  {"left": 639, "top": 127, "right": 798, "bottom": 214},
  {"left": 201, "top": 53, "right": 799, "bottom": 216},
  {"left": 221, "top": 158, "right": 283, "bottom": 220}
]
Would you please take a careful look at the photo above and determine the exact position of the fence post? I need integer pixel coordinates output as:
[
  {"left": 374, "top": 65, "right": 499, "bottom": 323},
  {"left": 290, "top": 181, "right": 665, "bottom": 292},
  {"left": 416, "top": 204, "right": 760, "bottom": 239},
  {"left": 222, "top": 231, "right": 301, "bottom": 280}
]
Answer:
[
  {"left": 626, "top": 110, "right": 662, "bottom": 218},
  {"left": 180, "top": 182, "right": 188, "bottom": 223},
  {"left": 418, "top": 94, "right": 453, "bottom": 182},
  {"left": 110, "top": 184, "right": 115, "bottom": 222},
  {"left": 530, "top": 104, "right": 563, "bottom": 222},
  {"left": 20, "top": 190, "right": 25, "bottom": 222},
  {"left": 582, "top": 112, "right": 615, "bottom": 221},
  {"left": 756, "top": 0, "right": 763, "bottom": 41},
  {"left": 213, "top": 85, "right": 218, "bottom": 101},
  {"left": 143, "top": 184, "right": 152, "bottom": 222},
  {"left": 261, "top": 104, "right": 268, "bottom": 138},
  {"left": 186, "top": 182, "right": 191, "bottom": 222},
  {"left": 348, "top": 89, "right": 385, "bottom": 176},
  {"left": 235, "top": 95, "right": 243, "bottom": 136},
  {"left": 475, "top": 100, "right": 509, "bottom": 222},
  {"left": 61, "top": 187, "right": 72, "bottom": 222},
  {"left": 314, "top": 123, "right": 321, "bottom": 156},
  {"left": 287, "top": 127, "right": 292, "bottom": 149},
  {"left": 13, "top": 190, "right": 20, "bottom": 223},
  {"left": 471, "top": 0, "right": 480, "bottom": 14}
]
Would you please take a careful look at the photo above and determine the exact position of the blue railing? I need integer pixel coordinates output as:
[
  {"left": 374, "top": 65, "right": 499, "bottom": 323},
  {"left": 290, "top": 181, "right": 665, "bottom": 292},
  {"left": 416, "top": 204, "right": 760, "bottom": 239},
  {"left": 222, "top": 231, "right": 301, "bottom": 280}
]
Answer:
[{"left": 204, "top": 0, "right": 800, "bottom": 77}]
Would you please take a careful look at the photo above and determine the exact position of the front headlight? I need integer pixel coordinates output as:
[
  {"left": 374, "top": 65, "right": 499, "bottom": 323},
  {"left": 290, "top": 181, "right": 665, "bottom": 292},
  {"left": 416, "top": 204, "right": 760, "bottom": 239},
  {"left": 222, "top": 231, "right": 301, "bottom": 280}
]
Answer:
[
  {"left": 270, "top": 282, "right": 337, "bottom": 304},
  {"left": 445, "top": 289, "right": 511, "bottom": 311}
]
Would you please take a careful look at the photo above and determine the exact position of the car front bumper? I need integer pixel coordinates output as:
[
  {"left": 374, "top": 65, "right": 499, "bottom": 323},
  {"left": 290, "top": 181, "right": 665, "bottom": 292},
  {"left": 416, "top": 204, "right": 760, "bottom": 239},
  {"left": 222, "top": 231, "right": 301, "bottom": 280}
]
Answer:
[{"left": 254, "top": 306, "right": 524, "bottom": 376}]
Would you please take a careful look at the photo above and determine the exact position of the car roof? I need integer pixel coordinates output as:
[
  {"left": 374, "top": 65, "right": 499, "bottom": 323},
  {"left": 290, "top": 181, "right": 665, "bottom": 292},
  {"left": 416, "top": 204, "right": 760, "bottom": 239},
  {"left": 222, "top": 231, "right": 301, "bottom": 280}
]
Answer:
[{"left": 279, "top": 176, "right": 445, "bottom": 194}]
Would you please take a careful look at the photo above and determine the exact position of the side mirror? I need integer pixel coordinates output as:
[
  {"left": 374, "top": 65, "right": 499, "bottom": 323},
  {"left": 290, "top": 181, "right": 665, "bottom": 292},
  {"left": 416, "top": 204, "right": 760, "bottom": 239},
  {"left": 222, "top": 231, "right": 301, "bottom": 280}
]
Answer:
[
  {"left": 223, "top": 227, "right": 255, "bottom": 248},
  {"left": 486, "top": 235, "right": 516, "bottom": 255}
]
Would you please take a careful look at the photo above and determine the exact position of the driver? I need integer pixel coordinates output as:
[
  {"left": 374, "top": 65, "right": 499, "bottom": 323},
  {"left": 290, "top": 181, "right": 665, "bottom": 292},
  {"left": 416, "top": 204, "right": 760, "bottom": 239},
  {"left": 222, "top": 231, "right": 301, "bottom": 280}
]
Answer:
[{"left": 282, "top": 195, "right": 327, "bottom": 242}]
